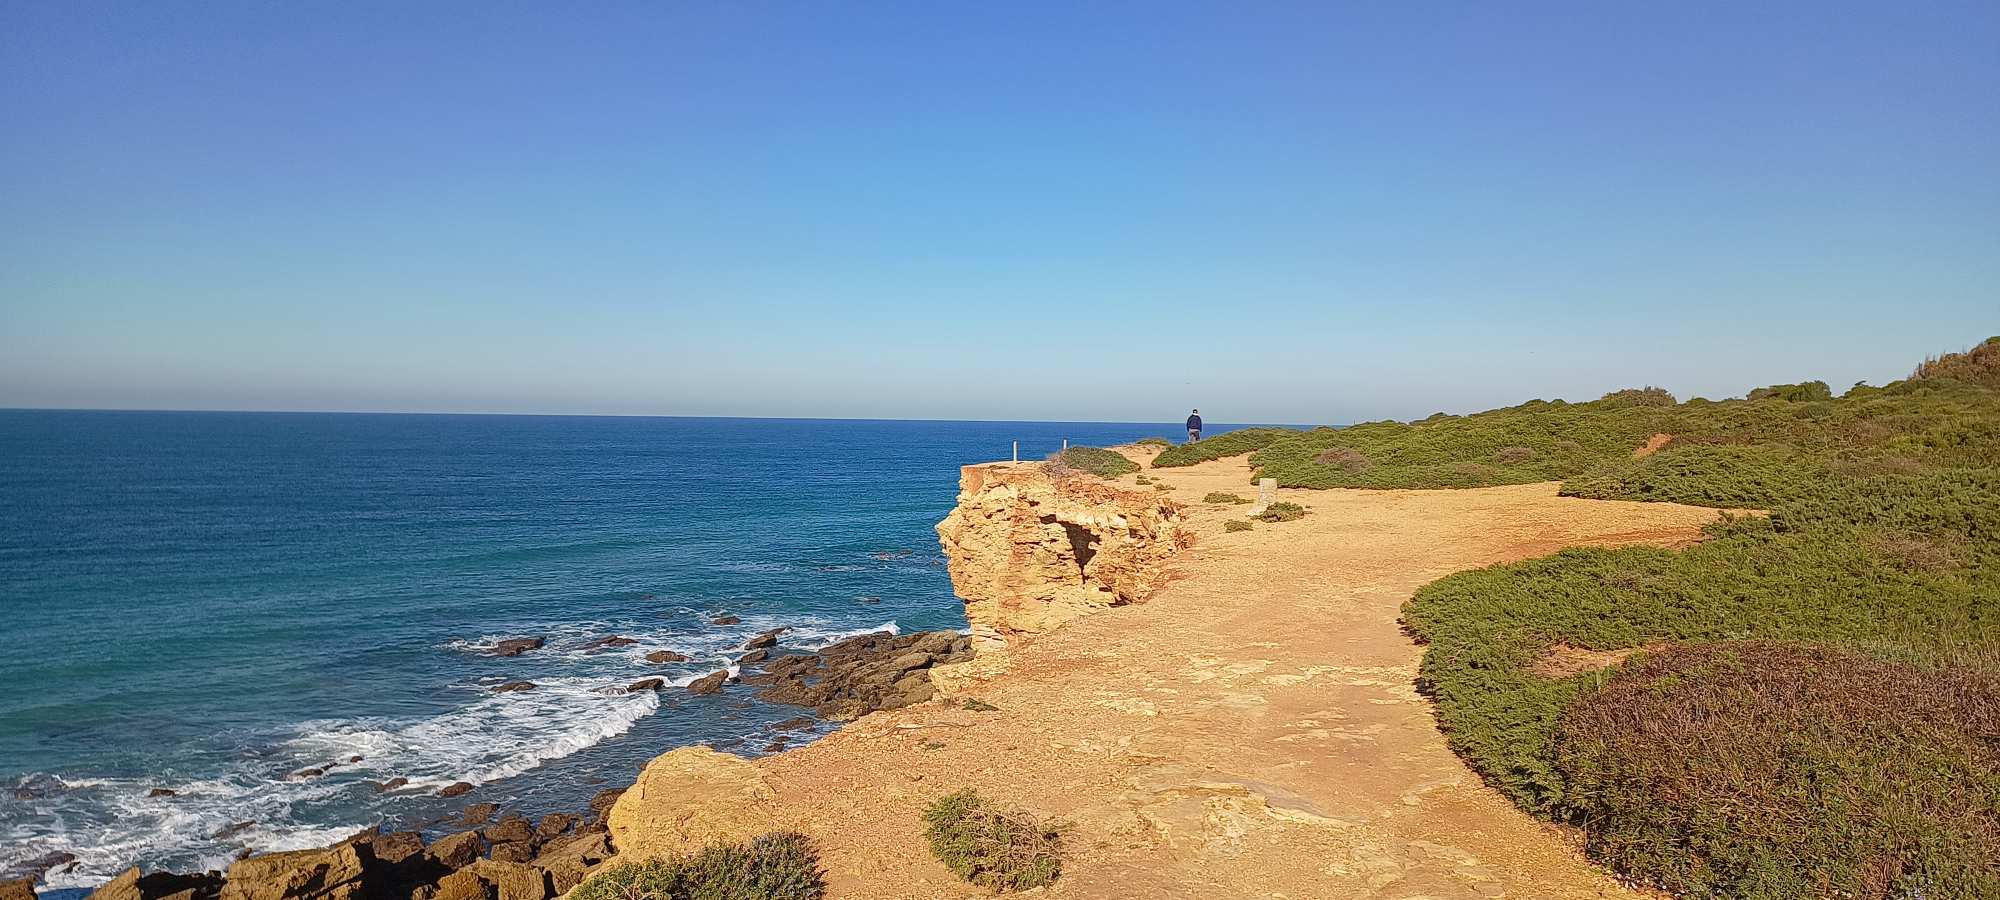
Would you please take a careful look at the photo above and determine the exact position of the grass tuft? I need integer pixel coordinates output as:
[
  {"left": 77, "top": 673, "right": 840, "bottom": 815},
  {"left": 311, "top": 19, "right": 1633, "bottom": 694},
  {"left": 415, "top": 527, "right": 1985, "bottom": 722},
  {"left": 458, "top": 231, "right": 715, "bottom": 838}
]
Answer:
[
  {"left": 1203, "top": 491, "right": 1251, "bottom": 504},
  {"left": 1045, "top": 447, "right": 1138, "bottom": 479},
  {"left": 1224, "top": 520, "right": 1253, "bottom": 532},
  {"left": 1252, "top": 501, "right": 1305, "bottom": 522},
  {"left": 567, "top": 832, "right": 824, "bottom": 900},
  {"left": 923, "top": 790, "right": 1064, "bottom": 892},
  {"left": 1135, "top": 437, "right": 1172, "bottom": 447}
]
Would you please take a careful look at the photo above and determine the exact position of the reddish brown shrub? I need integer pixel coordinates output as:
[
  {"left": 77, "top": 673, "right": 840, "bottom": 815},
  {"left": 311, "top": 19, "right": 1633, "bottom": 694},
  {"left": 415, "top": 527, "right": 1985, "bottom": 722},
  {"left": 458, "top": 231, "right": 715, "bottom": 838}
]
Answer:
[{"left": 1554, "top": 642, "right": 2000, "bottom": 899}]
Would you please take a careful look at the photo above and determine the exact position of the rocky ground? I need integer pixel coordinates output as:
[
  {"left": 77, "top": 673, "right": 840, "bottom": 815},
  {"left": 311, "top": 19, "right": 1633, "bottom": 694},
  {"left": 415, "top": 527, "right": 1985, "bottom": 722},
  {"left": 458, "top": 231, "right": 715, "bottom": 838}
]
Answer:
[{"left": 599, "top": 446, "right": 1727, "bottom": 898}]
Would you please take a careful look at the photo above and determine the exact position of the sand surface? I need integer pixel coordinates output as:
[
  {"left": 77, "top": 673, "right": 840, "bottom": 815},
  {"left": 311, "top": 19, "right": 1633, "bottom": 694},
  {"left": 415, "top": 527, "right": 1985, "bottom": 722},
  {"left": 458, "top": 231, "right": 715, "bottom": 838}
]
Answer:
[{"left": 744, "top": 448, "right": 1726, "bottom": 898}]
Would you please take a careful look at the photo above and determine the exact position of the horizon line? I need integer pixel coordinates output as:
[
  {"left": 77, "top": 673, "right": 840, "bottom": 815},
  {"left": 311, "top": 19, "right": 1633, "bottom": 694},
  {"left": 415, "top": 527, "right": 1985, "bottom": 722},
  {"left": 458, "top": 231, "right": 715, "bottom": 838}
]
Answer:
[{"left": 0, "top": 406, "right": 1316, "bottom": 429}]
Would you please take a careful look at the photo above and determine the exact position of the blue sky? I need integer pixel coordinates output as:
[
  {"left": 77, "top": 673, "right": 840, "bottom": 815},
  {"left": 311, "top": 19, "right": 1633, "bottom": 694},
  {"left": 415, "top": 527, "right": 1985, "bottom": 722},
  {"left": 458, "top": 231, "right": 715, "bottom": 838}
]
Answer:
[{"left": 3, "top": 2, "right": 1995, "bottom": 423}]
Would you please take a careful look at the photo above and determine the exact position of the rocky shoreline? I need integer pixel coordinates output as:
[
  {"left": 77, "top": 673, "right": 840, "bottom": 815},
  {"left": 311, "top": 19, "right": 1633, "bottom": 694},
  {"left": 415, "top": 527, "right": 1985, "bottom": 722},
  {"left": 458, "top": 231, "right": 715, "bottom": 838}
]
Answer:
[{"left": 3, "top": 627, "right": 975, "bottom": 900}]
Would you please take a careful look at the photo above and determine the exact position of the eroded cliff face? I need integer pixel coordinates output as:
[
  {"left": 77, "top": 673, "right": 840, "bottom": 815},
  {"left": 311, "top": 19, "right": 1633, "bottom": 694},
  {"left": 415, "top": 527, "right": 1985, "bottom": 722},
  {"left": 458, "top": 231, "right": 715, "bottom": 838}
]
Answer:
[{"left": 934, "top": 461, "right": 1188, "bottom": 651}]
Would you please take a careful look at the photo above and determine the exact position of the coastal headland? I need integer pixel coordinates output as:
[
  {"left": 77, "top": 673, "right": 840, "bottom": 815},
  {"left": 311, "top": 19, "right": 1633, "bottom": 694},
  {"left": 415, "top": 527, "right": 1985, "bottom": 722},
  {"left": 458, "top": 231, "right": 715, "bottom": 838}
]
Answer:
[{"left": 599, "top": 444, "right": 1727, "bottom": 898}]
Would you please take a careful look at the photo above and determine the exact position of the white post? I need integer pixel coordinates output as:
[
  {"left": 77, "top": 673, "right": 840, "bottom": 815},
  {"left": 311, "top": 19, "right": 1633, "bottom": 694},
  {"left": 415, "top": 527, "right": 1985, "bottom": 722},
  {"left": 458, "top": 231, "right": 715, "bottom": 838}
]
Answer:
[
  {"left": 1062, "top": 438, "right": 1069, "bottom": 450},
  {"left": 1013, "top": 441, "right": 1019, "bottom": 463},
  {"left": 1249, "top": 478, "right": 1277, "bottom": 515}
]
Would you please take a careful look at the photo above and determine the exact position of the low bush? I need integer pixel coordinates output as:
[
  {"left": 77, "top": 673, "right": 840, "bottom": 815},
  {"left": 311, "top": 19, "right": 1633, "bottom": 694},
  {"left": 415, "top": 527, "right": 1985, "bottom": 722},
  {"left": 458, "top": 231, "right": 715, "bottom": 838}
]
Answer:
[
  {"left": 1203, "top": 492, "right": 1250, "bottom": 504},
  {"left": 1152, "top": 482, "right": 1174, "bottom": 491},
  {"left": 1252, "top": 501, "right": 1305, "bottom": 522},
  {"left": 923, "top": 790, "right": 1064, "bottom": 892},
  {"left": 1746, "top": 380, "right": 1834, "bottom": 402},
  {"left": 1403, "top": 470, "right": 2000, "bottom": 835},
  {"left": 1046, "top": 447, "right": 1138, "bottom": 479},
  {"left": 1151, "top": 428, "right": 1292, "bottom": 467},
  {"left": 1599, "top": 386, "right": 1677, "bottom": 407},
  {"left": 1555, "top": 642, "right": 2000, "bottom": 899},
  {"left": 568, "top": 832, "right": 824, "bottom": 900},
  {"left": 1135, "top": 437, "right": 1172, "bottom": 447},
  {"left": 1913, "top": 336, "right": 2000, "bottom": 389},
  {"left": 1314, "top": 446, "right": 1371, "bottom": 470},
  {"left": 1493, "top": 446, "right": 1536, "bottom": 464},
  {"left": 1224, "top": 520, "right": 1253, "bottom": 532}
]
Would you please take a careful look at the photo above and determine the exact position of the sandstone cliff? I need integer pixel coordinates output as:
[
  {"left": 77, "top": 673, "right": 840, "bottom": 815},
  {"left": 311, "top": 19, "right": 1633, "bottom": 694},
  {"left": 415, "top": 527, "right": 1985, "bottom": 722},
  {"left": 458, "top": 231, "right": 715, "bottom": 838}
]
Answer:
[{"left": 934, "top": 461, "right": 1188, "bottom": 651}]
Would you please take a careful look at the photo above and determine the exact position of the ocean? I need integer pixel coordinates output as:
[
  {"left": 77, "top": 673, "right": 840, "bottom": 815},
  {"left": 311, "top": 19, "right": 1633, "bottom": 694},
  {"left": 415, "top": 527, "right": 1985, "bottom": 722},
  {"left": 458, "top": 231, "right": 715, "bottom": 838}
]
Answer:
[{"left": 0, "top": 411, "right": 1242, "bottom": 889}]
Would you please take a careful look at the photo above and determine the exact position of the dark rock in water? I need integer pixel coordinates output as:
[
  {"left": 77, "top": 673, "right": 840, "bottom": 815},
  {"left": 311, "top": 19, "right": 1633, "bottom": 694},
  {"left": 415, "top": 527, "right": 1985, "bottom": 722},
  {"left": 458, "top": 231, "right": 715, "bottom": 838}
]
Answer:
[
  {"left": 685, "top": 671, "right": 727, "bottom": 695},
  {"left": 289, "top": 768, "right": 324, "bottom": 780},
  {"left": 737, "top": 649, "right": 769, "bottom": 665},
  {"left": 487, "top": 638, "right": 543, "bottom": 658},
  {"left": 856, "top": 596, "right": 883, "bottom": 604},
  {"left": 1, "top": 876, "right": 36, "bottom": 900},
  {"left": 87, "top": 867, "right": 224, "bottom": 900},
  {"left": 11, "top": 773, "right": 68, "bottom": 800},
  {"left": 482, "top": 815, "right": 533, "bottom": 845},
  {"left": 741, "top": 628, "right": 786, "bottom": 650},
  {"left": 460, "top": 803, "right": 497, "bottom": 826},
  {"left": 425, "top": 831, "right": 484, "bottom": 870},
  {"left": 9, "top": 852, "right": 77, "bottom": 881},
  {"left": 772, "top": 716, "right": 816, "bottom": 732},
  {"left": 762, "top": 741, "right": 788, "bottom": 753},
  {"left": 220, "top": 844, "right": 362, "bottom": 900},
  {"left": 533, "top": 813, "right": 578, "bottom": 840},
  {"left": 642, "top": 650, "right": 688, "bottom": 664},
  {"left": 346, "top": 756, "right": 363, "bottom": 764},
  {"left": 576, "top": 635, "right": 637, "bottom": 651},
  {"left": 148, "top": 788, "right": 178, "bottom": 797},
  {"left": 584, "top": 789, "right": 624, "bottom": 828},
  {"left": 710, "top": 615, "right": 741, "bottom": 626},
  {"left": 212, "top": 821, "right": 257, "bottom": 840},
  {"left": 372, "top": 777, "right": 408, "bottom": 793},
  {"left": 752, "top": 630, "right": 973, "bottom": 720},
  {"left": 490, "top": 681, "right": 535, "bottom": 693},
  {"left": 624, "top": 678, "right": 664, "bottom": 692},
  {"left": 436, "top": 782, "right": 475, "bottom": 798}
]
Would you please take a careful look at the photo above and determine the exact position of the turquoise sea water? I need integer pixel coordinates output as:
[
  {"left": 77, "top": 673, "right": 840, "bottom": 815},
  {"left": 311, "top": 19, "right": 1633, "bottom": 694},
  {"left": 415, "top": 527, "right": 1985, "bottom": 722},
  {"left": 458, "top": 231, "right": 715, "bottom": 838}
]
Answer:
[{"left": 0, "top": 411, "right": 1244, "bottom": 888}]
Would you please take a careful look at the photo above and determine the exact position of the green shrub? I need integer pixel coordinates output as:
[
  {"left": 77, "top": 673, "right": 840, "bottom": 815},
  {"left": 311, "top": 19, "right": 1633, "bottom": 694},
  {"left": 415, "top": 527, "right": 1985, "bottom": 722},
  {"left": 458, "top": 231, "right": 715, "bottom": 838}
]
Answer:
[
  {"left": 568, "top": 832, "right": 824, "bottom": 900},
  {"left": 923, "top": 790, "right": 1063, "bottom": 892},
  {"left": 1224, "top": 520, "right": 1253, "bottom": 532},
  {"left": 1599, "top": 386, "right": 1677, "bottom": 407},
  {"left": 1913, "top": 336, "right": 2000, "bottom": 389},
  {"left": 1555, "top": 642, "right": 2000, "bottom": 899},
  {"left": 1046, "top": 446, "right": 1137, "bottom": 479},
  {"left": 1314, "top": 446, "right": 1371, "bottom": 471},
  {"left": 1746, "top": 380, "right": 1834, "bottom": 402},
  {"left": 1151, "top": 428, "right": 1293, "bottom": 467},
  {"left": 1203, "top": 492, "right": 1251, "bottom": 504},
  {"left": 1152, "top": 482, "right": 1174, "bottom": 491},
  {"left": 1252, "top": 501, "right": 1305, "bottom": 522},
  {"left": 1403, "top": 469, "right": 2000, "bottom": 841},
  {"left": 1135, "top": 437, "right": 1172, "bottom": 447}
]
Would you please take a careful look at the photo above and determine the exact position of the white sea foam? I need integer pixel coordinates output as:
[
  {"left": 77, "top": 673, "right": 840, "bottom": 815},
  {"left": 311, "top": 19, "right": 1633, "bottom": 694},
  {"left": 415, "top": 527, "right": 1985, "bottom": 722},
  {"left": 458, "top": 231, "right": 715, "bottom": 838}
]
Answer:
[{"left": 6, "top": 677, "right": 657, "bottom": 889}]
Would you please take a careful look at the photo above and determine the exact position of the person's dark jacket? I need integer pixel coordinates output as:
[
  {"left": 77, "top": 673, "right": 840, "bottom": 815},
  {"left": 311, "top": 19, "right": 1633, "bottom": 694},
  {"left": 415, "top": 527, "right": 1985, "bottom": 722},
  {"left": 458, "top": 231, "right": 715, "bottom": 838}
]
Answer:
[{"left": 1186, "top": 414, "right": 1202, "bottom": 432}]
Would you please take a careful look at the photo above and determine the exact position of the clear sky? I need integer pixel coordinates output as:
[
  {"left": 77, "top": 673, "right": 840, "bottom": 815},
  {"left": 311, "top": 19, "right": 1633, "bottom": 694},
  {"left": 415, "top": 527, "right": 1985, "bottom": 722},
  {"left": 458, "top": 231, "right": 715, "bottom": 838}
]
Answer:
[{"left": 3, "top": 2, "right": 1995, "bottom": 424}]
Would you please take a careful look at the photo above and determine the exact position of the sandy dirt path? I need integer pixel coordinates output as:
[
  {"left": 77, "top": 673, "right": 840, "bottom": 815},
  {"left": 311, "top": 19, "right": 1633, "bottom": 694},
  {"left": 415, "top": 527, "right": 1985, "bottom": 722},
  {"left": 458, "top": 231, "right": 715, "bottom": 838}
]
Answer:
[{"left": 742, "top": 449, "right": 1725, "bottom": 899}]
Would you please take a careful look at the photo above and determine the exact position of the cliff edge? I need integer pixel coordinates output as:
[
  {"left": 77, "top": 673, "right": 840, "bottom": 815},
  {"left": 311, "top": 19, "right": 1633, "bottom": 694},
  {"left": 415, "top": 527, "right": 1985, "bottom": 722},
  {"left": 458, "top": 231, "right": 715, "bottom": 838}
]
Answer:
[{"left": 934, "top": 462, "right": 1187, "bottom": 651}]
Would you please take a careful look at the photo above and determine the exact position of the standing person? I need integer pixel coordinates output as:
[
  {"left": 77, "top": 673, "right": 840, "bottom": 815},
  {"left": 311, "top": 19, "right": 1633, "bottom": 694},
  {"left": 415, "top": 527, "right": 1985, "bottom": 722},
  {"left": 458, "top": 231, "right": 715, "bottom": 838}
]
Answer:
[{"left": 1185, "top": 409, "right": 1203, "bottom": 443}]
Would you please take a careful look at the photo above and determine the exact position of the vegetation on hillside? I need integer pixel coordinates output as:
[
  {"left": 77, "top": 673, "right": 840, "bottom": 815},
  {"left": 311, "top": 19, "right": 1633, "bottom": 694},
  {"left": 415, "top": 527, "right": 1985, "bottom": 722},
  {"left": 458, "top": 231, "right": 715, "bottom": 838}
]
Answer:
[
  {"left": 568, "top": 832, "right": 824, "bottom": 900},
  {"left": 1375, "top": 341, "right": 2000, "bottom": 898},
  {"left": 1150, "top": 428, "right": 1291, "bottom": 467},
  {"left": 923, "top": 790, "right": 1064, "bottom": 892},
  {"left": 1044, "top": 446, "right": 1138, "bottom": 479},
  {"left": 1124, "top": 338, "right": 2000, "bottom": 896}
]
